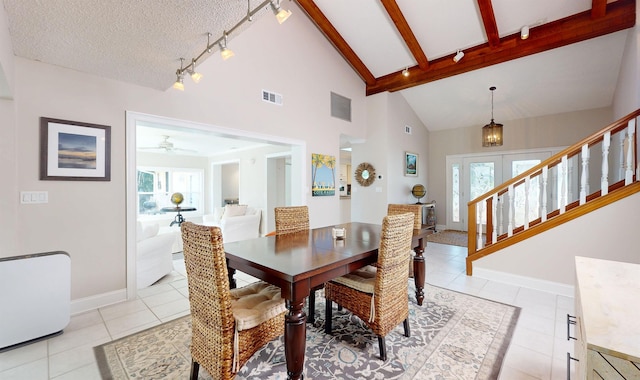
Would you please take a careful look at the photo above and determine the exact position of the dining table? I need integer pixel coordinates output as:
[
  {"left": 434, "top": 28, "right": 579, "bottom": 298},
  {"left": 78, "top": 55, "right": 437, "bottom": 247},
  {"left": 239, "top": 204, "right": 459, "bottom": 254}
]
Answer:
[{"left": 223, "top": 221, "right": 432, "bottom": 380}]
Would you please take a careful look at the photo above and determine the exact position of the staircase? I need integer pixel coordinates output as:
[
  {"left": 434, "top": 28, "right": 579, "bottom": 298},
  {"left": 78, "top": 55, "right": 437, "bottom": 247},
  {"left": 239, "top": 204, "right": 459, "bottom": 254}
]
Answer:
[{"left": 466, "top": 109, "right": 640, "bottom": 276}]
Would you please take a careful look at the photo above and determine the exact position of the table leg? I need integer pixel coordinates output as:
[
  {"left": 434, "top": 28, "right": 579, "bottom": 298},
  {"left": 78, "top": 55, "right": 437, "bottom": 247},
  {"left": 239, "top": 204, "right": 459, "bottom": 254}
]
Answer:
[
  {"left": 227, "top": 266, "right": 237, "bottom": 289},
  {"left": 413, "top": 237, "right": 425, "bottom": 306},
  {"left": 285, "top": 299, "right": 306, "bottom": 380}
]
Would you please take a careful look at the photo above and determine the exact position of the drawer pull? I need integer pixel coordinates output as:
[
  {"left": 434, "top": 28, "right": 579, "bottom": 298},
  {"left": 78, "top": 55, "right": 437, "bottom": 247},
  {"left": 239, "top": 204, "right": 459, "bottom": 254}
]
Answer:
[
  {"left": 566, "top": 352, "right": 579, "bottom": 380},
  {"left": 567, "top": 314, "right": 577, "bottom": 341}
]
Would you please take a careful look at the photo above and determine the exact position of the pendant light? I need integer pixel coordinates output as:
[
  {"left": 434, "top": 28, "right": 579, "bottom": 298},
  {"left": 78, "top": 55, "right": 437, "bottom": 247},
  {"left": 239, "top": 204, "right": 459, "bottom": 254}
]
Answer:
[{"left": 482, "top": 86, "right": 503, "bottom": 147}]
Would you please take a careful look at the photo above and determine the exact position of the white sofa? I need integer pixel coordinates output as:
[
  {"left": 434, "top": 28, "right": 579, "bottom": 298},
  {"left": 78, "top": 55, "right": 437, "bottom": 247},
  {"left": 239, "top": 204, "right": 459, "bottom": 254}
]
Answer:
[
  {"left": 202, "top": 205, "right": 261, "bottom": 243},
  {"left": 137, "top": 221, "right": 175, "bottom": 289}
]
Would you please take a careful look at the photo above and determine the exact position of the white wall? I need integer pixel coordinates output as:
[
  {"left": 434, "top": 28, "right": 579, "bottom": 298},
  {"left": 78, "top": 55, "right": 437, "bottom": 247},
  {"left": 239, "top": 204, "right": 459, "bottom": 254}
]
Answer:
[
  {"left": 351, "top": 92, "right": 429, "bottom": 224},
  {"left": 612, "top": 1, "right": 640, "bottom": 118},
  {"left": 5, "top": 2, "right": 367, "bottom": 307},
  {"left": 474, "top": 191, "right": 640, "bottom": 291}
]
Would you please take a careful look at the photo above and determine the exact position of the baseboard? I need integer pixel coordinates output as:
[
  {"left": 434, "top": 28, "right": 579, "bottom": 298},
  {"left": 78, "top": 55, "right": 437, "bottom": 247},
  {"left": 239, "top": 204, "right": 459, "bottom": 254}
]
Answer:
[
  {"left": 473, "top": 268, "right": 574, "bottom": 298},
  {"left": 70, "top": 288, "right": 127, "bottom": 316}
]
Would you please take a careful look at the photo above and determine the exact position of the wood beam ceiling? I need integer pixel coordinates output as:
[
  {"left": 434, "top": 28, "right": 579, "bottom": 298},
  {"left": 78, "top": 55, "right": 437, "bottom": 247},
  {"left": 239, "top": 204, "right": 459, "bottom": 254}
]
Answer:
[{"left": 294, "top": 0, "right": 636, "bottom": 96}]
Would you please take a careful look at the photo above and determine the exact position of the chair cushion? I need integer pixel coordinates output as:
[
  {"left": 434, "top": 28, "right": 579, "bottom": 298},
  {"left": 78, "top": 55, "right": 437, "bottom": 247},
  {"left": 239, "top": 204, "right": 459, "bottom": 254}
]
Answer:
[
  {"left": 331, "top": 267, "right": 377, "bottom": 294},
  {"left": 230, "top": 281, "right": 286, "bottom": 331}
]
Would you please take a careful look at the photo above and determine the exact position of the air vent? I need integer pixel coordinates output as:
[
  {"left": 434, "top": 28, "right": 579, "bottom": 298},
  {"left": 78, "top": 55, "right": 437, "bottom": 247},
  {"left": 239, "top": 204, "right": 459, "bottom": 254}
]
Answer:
[
  {"left": 262, "top": 90, "right": 283, "bottom": 105},
  {"left": 331, "top": 92, "right": 351, "bottom": 122},
  {"left": 405, "top": 125, "right": 412, "bottom": 134}
]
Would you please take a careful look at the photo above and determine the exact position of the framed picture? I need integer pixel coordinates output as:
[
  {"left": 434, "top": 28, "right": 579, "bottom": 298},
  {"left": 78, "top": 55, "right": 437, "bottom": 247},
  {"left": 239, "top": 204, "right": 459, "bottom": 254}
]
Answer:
[
  {"left": 40, "top": 117, "right": 111, "bottom": 181},
  {"left": 405, "top": 151, "right": 418, "bottom": 177},
  {"left": 311, "top": 153, "right": 336, "bottom": 196}
]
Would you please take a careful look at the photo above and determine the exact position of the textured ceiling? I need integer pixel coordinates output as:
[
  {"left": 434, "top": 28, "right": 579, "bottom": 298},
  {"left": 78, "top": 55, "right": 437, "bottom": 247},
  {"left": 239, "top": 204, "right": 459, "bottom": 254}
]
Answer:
[{"left": 3, "top": 0, "right": 272, "bottom": 91}]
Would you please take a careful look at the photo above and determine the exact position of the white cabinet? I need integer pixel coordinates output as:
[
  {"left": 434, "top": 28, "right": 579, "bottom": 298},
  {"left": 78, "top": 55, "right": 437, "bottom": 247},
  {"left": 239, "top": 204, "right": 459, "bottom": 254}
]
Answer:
[{"left": 572, "top": 257, "right": 640, "bottom": 379}]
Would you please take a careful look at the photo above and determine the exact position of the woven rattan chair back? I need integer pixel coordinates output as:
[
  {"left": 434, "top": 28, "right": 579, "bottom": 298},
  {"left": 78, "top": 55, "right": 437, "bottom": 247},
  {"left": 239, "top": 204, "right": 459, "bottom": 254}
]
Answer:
[
  {"left": 387, "top": 203, "right": 422, "bottom": 230},
  {"left": 181, "top": 222, "right": 285, "bottom": 380},
  {"left": 181, "top": 222, "right": 236, "bottom": 379},
  {"left": 324, "top": 212, "right": 414, "bottom": 361},
  {"left": 274, "top": 206, "right": 309, "bottom": 235}
]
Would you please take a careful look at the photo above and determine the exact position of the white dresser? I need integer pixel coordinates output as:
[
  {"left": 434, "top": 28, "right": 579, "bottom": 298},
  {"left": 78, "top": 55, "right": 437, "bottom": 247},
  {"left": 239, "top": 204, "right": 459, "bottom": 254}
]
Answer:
[{"left": 573, "top": 256, "right": 640, "bottom": 379}]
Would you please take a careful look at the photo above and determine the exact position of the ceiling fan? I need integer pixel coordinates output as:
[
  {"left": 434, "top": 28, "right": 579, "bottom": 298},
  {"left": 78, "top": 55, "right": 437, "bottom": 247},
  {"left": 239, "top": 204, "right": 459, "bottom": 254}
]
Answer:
[{"left": 139, "top": 135, "right": 197, "bottom": 154}]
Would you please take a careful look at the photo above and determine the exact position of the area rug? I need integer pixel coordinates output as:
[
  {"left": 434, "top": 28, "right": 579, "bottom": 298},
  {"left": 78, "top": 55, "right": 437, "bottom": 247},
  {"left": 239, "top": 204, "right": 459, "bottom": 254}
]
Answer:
[
  {"left": 426, "top": 230, "right": 470, "bottom": 247},
  {"left": 95, "top": 283, "right": 519, "bottom": 380}
]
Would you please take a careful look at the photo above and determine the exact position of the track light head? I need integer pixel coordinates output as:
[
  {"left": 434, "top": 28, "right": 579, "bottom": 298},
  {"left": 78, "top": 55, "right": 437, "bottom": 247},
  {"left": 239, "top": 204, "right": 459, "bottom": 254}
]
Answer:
[
  {"left": 453, "top": 50, "right": 464, "bottom": 63},
  {"left": 270, "top": 0, "right": 292, "bottom": 24},
  {"left": 402, "top": 67, "right": 409, "bottom": 77},
  {"left": 520, "top": 25, "right": 530, "bottom": 40},
  {"left": 188, "top": 59, "right": 202, "bottom": 83},
  {"left": 173, "top": 71, "right": 185, "bottom": 91},
  {"left": 220, "top": 32, "right": 234, "bottom": 60}
]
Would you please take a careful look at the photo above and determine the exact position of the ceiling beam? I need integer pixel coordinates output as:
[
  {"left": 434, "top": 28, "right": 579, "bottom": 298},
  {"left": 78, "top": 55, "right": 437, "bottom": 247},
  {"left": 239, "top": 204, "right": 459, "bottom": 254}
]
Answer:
[
  {"left": 477, "top": 0, "right": 501, "bottom": 48},
  {"left": 591, "top": 0, "right": 607, "bottom": 19},
  {"left": 294, "top": 0, "right": 376, "bottom": 86},
  {"left": 366, "top": 0, "right": 635, "bottom": 95},
  {"left": 380, "top": 0, "right": 429, "bottom": 70}
]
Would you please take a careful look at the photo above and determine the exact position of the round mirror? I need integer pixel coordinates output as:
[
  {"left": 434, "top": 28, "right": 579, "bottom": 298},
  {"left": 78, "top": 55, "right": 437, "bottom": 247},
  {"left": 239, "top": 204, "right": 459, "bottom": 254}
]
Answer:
[{"left": 355, "top": 163, "right": 376, "bottom": 187}]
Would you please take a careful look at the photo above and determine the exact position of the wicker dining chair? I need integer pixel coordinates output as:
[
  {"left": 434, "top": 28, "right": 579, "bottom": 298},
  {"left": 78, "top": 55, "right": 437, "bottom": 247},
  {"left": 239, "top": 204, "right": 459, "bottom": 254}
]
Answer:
[
  {"left": 273, "top": 205, "right": 321, "bottom": 322},
  {"left": 324, "top": 213, "right": 414, "bottom": 361},
  {"left": 180, "top": 222, "right": 286, "bottom": 380},
  {"left": 387, "top": 203, "right": 422, "bottom": 277}
]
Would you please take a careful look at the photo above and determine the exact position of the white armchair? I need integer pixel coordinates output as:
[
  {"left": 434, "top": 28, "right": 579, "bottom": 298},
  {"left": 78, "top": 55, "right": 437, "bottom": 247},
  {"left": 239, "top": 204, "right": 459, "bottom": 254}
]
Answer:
[
  {"left": 202, "top": 205, "right": 261, "bottom": 243},
  {"left": 137, "top": 221, "right": 175, "bottom": 289}
]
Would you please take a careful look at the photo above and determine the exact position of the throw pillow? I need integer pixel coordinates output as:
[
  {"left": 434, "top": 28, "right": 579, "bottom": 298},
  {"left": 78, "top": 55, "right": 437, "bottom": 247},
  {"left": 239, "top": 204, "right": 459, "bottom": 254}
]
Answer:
[{"left": 223, "top": 204, "right": 248, "bottom": 218}]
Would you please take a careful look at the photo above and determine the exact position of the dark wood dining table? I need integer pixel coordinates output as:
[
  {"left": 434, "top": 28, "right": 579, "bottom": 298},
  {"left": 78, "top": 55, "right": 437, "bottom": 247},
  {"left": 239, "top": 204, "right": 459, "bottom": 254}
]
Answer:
[{"left": 223, "top": 222, "right": 432, "bottom": 380}]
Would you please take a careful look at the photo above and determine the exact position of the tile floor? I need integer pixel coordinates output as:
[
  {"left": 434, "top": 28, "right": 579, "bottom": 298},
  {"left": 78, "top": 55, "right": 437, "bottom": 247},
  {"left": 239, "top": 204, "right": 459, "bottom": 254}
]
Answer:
[{"left": 0, "top": 242, "right": 576, "bottom": 379}]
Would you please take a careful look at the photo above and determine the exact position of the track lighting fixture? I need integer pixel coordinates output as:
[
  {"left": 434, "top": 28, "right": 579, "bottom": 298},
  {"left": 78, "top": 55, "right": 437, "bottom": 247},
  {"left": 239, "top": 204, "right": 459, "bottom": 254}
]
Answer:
[
  {"left": 402, "top": 67, "right": 409, "bottom": 77},
  {"left": 453, "top": 50, "right": 464, "bottom": 63},
  {"left": 219, "top": 31, "right": 234, "bottom": 60},
  {"left": 171, "top": 0, "right": 292, "bottom": 91},
  {"left": 271, "top": 0, "right": 292, "bottom": 24},
  {"left": 520, "top": 25, "right": 530, "bottom": 40},
  {"left": 173, "top": 58, "right": 185, "bottom": 91}
]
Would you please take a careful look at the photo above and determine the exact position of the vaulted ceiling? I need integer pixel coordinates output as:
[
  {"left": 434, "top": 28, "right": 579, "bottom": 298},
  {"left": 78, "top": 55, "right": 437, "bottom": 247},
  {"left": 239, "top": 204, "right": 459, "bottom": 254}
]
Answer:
[{"left": 2, "top": 0, "right": 636, "bottom": 139}]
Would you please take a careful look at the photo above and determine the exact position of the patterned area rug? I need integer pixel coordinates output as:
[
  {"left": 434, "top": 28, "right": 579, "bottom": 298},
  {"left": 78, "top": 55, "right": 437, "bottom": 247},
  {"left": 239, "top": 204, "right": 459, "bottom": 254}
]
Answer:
[{"left": 95, "top": 283, "right": 519, "bottom": 379}]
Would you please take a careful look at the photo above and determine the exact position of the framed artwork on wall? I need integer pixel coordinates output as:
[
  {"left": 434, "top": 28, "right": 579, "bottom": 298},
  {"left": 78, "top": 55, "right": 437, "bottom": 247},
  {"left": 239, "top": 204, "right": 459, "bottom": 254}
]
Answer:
[
  {"left": 405, "top": 151, "right": 418, "bottom": 177},
  {"left": 40, "top": 117, "right": 111, "bottom": 181},
  {"left": 311, "top": 153, "right": 336, "bottom": 196}
]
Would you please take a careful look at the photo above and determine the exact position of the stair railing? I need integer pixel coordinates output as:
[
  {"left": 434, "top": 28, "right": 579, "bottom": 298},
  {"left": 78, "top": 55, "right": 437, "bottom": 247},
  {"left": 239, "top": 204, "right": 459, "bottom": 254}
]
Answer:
[{"left": 467, "top": 109, "right": 640, "bottom": 275}]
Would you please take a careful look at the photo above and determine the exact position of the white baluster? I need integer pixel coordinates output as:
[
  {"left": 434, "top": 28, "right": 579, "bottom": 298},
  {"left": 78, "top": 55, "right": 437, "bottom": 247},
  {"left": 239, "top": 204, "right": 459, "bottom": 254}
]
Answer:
[
  {"left": 491, "top": 193, "right": 498, "bottom": 244},
  {"left": 567, "top": 157, "right": 574, "bottom": 204},
  {"left": 498, "top": 195, "right": 504, "bottom": 236},
  {"left": 541, "top": 166, "right": 548, "bottom": 222},
  {"left": 625, "top": 119, "right": 635, "bottom": 185},
  {"left": 508, "top": 184, "right": 514, "bottom": 237},
  {"left": 580, "top": 144, "right": 589, "bottom": 205},
  {"left": 477, "top": 201, "right": 484, "bottom": 248},
  {"left": 524, "top": 176, "right": 530, "bottom": 230},
  {"left": 619, "top": 132, "right": 626, "bottom": 181},
  {"left": 560, "top": 156, "right": 567, "bottom": 214},
  {"left": 601, "top": 131, "right": 610, "bottom": 196}
]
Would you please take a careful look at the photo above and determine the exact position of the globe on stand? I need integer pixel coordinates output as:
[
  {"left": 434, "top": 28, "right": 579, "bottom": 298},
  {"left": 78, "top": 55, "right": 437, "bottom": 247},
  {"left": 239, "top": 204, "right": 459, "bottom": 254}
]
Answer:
[
  {"left": 170, "top": 192, "right": 184, "bottom": 206},
  {"left": 411, "top": 184, "right": 426, "bottom": 204}
]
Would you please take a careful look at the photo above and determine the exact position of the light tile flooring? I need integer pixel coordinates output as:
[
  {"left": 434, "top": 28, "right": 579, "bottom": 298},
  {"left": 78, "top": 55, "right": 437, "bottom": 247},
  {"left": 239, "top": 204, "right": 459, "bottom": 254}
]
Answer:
[{"left": 0, "top": 242, "right": 576, "bottom": 379}]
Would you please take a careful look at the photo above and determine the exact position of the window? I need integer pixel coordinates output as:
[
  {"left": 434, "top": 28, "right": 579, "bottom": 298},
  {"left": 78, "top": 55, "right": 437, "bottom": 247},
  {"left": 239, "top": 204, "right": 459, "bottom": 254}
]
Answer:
[{"left": 137, "top": 167, "right": 203, "bottom": 216}]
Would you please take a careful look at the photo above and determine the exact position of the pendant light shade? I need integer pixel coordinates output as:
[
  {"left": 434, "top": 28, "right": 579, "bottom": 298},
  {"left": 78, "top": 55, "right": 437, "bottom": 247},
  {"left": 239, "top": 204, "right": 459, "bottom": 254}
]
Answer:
[{"left": 482, "top": 86, "right": 503, "bottom": 147}]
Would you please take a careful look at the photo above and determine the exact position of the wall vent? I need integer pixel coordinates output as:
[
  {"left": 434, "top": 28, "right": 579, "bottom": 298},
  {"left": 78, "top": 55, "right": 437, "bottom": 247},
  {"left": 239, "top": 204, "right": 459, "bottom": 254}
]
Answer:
[
  {"left": 331, "top": 92, "right": 351, "bottom": 122},
  {"left": 262, "top": 90, "right": 283, "bottom": 106},
  {"left": 405, "top": 125, "right": 412, "bottom": 134}
]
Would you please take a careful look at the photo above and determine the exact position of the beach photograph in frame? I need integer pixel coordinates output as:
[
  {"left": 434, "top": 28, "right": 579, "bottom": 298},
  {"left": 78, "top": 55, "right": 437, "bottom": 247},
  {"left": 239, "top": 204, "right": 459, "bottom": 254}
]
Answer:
[{"left": 40, "top": 117, "right": 111, "bottom": 181}]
